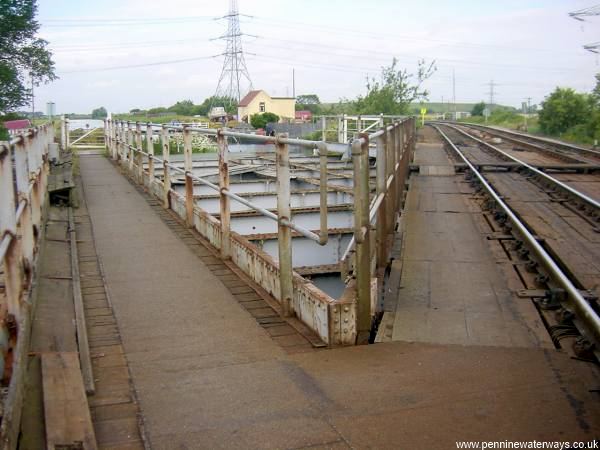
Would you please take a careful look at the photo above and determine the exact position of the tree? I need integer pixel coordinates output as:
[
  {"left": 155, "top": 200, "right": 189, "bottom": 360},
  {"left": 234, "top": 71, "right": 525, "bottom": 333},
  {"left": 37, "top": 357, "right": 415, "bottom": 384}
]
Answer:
[
  {"left": 591, "top": 73, "right": 600, "bottom": 109},
  {"left": 198, "top": 96, "right": 237, "bottom": 116},
  {"left": 147, "top": 106, "right": 168, "bottom": 115},
  {"left": 471, "top": 101, "right": 486, "bottom": 116},
  {"left": 353, "top": 58, "right": 436, "bottom": 115},
  {"left": 250, "top": 112, "right": 279, "bottom": 129},
  {"left": 91, "top": 106, "right": 107, "bottom": 119},
  {"left": 296, "top": 94, "right": 320, "bottom": 105},
  {"left": 0, "top": 0, "right": 56, "bottom": 112},
  {"left": 295, "top": 94, "right": 321, "bottom": 114},
  {"left": 168, "top": 99, "right": 195, "bottom": 116},
  {"left": 538, "top": 88, "right": 590, "bottom": 135}
]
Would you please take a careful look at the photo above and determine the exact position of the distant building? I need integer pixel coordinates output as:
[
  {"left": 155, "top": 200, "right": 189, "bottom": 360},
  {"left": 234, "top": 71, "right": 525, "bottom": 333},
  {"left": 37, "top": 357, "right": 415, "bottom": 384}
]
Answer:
[
  {"left": 295, "top": 110, "right": 312, "bottom": 122},
  {"left": 4, "top": 119, "right": 31, "bottom": 136},
  {"left": 237, "top": 90, "right": 295, "bottom": 123},
  {"left": 208, "top": 106, "right": 227, "bottom": 121}
]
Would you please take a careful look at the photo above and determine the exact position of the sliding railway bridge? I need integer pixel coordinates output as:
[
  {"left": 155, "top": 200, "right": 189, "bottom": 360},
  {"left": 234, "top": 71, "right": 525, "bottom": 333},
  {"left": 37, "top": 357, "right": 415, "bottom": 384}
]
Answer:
[{"left": 0, "top": 116, "right": 598, "bottom": 449}]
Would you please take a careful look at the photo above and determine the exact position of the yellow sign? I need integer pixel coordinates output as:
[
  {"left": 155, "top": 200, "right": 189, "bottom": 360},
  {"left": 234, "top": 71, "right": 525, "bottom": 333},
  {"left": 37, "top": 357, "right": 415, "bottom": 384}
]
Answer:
[{"left": 420, "top": 108, "right": 427, "bottom": 115}]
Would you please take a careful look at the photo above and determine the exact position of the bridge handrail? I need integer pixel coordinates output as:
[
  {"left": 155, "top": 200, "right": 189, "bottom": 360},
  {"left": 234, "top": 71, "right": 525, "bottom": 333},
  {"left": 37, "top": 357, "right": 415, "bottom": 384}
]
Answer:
[
  {"left": 0, "top": 123, "right": 55, "bottom": 447},
  {"left": 103, "top": 117, "right": 416, "bottom": 344}
]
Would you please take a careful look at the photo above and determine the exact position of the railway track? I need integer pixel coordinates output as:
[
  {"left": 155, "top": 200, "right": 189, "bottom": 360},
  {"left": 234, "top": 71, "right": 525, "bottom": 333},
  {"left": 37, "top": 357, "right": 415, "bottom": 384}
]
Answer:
[
  {"left": 457, "top": 122, "right": 600, "bottom": 164},
  {"left": 430, "top": 123, "right": 600, "bottom": 360}
]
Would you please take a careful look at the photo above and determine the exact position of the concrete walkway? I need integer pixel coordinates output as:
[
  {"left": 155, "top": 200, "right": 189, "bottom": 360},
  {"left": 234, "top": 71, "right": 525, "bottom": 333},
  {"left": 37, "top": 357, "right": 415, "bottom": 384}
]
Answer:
[{"left": 79, "top": 154, "right": 600, "bottom": 449}]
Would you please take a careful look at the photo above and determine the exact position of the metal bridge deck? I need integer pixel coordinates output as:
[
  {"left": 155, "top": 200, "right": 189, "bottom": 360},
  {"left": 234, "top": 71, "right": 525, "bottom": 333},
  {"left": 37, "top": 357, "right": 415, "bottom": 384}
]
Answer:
[
  {"left": 74, "top": 147, "right": 600, "bottom": 448},
  {"left": 378, "top": 133, "right": 550, "bottom": 347}
]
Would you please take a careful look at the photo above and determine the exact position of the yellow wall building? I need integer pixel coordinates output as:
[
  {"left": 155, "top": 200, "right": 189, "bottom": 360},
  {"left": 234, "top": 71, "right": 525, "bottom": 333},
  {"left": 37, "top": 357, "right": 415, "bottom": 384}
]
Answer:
[{"left": 237, "top": 90, "right": 295, "bottom": 123}]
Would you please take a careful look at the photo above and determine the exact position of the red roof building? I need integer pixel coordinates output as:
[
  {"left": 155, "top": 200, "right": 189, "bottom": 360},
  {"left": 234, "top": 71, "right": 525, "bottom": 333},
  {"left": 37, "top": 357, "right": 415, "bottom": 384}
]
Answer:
[
  {"left": 295, "top": 110, "right": 312, "bottom": 121},
  {"left": 4, "top": 119, "right": 31, "bottom": 131}
]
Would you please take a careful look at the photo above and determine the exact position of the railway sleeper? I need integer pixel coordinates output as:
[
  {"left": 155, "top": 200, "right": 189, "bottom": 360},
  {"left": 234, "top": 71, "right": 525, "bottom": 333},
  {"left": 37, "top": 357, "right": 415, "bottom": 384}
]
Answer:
[{"left": 487, "top": 198, "right": 599, "bottom": 360}]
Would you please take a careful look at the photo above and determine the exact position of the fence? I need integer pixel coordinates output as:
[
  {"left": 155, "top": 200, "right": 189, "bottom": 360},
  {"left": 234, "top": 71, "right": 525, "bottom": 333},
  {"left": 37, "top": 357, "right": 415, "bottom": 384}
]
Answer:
[
  {"left": 103, "top": 117, "right": 415, "bottom": 345},
  {"left": 0, "top": 124, "right": 56, "bottom": 447},
  {"left": 317, "top": 114, "right": 407, "bottom": 144}
]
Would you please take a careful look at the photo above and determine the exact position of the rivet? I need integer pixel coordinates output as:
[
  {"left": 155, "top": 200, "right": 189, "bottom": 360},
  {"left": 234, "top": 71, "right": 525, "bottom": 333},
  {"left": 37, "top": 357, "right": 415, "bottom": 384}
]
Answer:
[
  {"left": 334, "top": 319, "right": 339, "bottom": 324},
  {"left": 343, "top": 329, "right": 348, "bottom": 333},
  {"left": 344, "top": 307, "right": 349, "bottom": 312},
  {"left": 344, "top": 318, "right": 348, "bottom": 323}
]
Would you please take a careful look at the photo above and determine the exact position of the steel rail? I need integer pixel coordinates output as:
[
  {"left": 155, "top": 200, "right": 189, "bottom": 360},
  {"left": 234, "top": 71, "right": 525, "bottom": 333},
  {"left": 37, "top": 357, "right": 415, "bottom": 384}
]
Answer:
[
  {"left": 439, "top": 123, "right": 600, "bottom": 211},
  {"left": 433, "top": 124, "right": 600, "bottom": 347},
  {"left": 126, "top": 143, "right": 322, "bottom": 242}
]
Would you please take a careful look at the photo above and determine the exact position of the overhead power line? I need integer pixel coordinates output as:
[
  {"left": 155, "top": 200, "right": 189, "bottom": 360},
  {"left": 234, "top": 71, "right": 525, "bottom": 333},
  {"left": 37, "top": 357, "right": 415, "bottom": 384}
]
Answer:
[
  {"left": 42, "top": 16, "right": 216, "bottom": 27},
  {"left": 569, "top": 4, "right": 600, "bottom": 21},
  {"left": 60, "top": 55, "right": 218, "bottom": 74}
]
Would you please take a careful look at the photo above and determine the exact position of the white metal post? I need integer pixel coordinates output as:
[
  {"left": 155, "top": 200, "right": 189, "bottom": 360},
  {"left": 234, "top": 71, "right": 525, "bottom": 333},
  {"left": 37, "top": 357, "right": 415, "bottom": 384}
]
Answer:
[
  {"left": 146, "top": 123, "right": 154, "bottom": 185},
  {"left": 276, "top": 135, "right": 293, "bottom": 317},
  {"left": 218, "top": 130, "right": 230, "bottom": 259},
  {"left": 161, "top": 125, "right": 171, "bottom": 209},
  {"left": 183, "top": 125, "right": 194, "bottom": 227}
]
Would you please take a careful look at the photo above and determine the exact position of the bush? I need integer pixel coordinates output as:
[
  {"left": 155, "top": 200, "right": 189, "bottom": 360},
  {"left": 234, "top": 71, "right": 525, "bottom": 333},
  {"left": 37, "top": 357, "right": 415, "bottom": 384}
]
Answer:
[
  {"left": 250, "top": 112, "right": 279, "bottom": 129},
  {"left": 539, "top": 88, "right": 589, "bottom": 135}
]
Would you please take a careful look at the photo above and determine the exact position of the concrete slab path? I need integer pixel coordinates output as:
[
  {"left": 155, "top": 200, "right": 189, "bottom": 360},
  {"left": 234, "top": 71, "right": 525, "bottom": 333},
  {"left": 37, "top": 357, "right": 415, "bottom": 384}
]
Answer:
[{"left": 79, "top": 154, "right": 600, "bottom": 449}]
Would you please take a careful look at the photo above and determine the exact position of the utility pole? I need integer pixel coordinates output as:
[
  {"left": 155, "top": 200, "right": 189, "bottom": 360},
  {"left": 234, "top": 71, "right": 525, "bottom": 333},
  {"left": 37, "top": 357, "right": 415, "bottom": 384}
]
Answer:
[
  {"left": 452, "top": 68, "right": 456, "bottom": 121},
  {"left": 292, "top": 68, "right": 296, "bottom": 98},
  {"left": 486, "top": 80, "right": 497, "bottom": 108},
  {"left": 523, "top": 97, "right": 532, "bottom": 131}
]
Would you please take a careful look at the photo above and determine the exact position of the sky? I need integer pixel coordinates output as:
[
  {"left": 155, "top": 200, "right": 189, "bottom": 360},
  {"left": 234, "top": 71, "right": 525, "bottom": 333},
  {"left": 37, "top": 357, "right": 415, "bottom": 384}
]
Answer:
[{"left": 33, "top": 0, "right": 600, "bottom": 114}]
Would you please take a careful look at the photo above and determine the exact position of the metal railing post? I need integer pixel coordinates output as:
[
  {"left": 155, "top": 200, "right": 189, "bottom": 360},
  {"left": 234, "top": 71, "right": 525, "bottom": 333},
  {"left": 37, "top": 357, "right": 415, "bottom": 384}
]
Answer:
[
  {"left": 321, "top": 116, "right": 327, "bottom": 142},
  {"left": 61, "top": 115, "right": 67, "bottom": 151},
  {"left": 112, "top": 119, "right": 117, "bottom": 159},
  {"left": 117, "top": 121, "right": 123, "bottom": 162},
  {"left": 14, "top": 138, "right": 34, "bottom": 270},
  {"left": 318, "top": 142, "right": 329, "bottom": 245},
  {"left": 146, "top": 123, "right": 154, "bottom": 185},
  {"left": 218, "top": 130, "right": 230, "bottom": 259},
  {"left": 135, "top": 122, "right": 143, "bottom": 183},
  {"left": 183, "top": 125, "right": 194, "bottom": 227},
  {"left": 276, "top": 134, "right": 293, "bottom": 317},
  {"left": 385, "top": 126, "right": 394, "bottom": 235},
  {"left": 0, "top": 146, "right": 23, "bottom": 320},
  {"left": 65, "top": 118, "right": 70, "bottom": 150},
  {"left": 394, "top": 122, "right": 404, "bottom": 211},
  {"left": 353, "top": 135, "right": 372, "bottom": 343},
  {"left": 127, "top": 122, "right": 134, "bottom": 173},
  {"left": 104, "top": 119, "right": 109, "bottom": 155},
  {"left": 161, "top": 125, "right": 171, "bottom": 209},
  {"left": 376, "top": 132, "right": 387, "bottom": 268}
]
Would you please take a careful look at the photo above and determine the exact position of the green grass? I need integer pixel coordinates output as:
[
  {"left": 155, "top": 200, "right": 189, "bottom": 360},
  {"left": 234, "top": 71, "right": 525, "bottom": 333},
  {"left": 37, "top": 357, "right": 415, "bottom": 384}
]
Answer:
[{"left": 112, "top": 113, "right": 218, "bottom": 125}]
